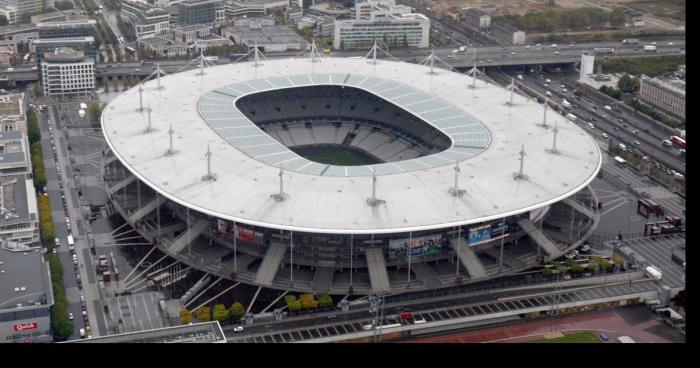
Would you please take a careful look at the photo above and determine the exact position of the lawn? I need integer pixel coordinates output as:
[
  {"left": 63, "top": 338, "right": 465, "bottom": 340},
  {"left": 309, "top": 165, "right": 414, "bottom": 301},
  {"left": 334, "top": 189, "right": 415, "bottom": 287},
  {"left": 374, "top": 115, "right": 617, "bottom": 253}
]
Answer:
[
  {"left": 306, "top": 149, "right": 368, "bottom": 166},
  {"left": 530, "top": 331, "right": 602, "bottom": 343}
]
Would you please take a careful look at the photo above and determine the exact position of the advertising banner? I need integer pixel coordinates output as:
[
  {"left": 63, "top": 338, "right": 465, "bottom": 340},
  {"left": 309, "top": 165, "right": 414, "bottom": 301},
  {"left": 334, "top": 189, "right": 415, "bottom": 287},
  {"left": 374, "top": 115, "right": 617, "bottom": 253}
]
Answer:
[
  {"left": 236, "top": 224, "right": 264, "bottom": 245},
  {"left": 13, "top": 322, "right": 37, "bottom": 332},
  {"left": 490, "top": 222, "right": 510, "bottom": 236},
  {"left": 468, "top": 225, "right": 492, "bottom": 246},
  {"left": 388, "top": 234, "right": 442, "bottom": 261}
]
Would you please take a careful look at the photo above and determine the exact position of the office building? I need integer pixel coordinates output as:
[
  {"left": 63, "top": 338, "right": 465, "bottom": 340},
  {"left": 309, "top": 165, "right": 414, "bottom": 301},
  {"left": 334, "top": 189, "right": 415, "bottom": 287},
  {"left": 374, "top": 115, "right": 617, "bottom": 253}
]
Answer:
[
  {"left": 40, "top": 47, "right": 95, "bottom": 97},
  {"left": 37, "top": 19, "right": 96, "bottom": 39},
  {"left": 177, "top": 0, "right": 224, "bottom": 26},
  {"left": 0, "top": 0, "right": 53, "bottom": 18},
  {"left": 121, "top": 0, "right": 171, "bottom": 40},
  {"left": 0, "top": 93, "right": 27, "bottom": 134},
  {"left": 223, "top": 21, "right": 307, "bottom": 52}
]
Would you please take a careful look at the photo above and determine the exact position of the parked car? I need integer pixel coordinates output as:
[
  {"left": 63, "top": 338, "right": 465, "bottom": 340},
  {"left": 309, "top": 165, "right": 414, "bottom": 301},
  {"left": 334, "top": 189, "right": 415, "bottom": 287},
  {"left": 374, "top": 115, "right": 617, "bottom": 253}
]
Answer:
[{"left": 68, "top": 313, "right": 74, "bottom": 320}]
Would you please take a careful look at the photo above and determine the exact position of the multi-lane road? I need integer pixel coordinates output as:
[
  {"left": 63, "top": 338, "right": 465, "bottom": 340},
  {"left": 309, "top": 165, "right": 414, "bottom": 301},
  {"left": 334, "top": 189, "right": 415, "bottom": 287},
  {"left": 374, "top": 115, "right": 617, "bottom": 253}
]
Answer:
[
  {"left": 497, "top": 70, "right": 685, "bottom": 175},
  {"left": 1, "top": 39, "right": 685, "bottom": 81}
]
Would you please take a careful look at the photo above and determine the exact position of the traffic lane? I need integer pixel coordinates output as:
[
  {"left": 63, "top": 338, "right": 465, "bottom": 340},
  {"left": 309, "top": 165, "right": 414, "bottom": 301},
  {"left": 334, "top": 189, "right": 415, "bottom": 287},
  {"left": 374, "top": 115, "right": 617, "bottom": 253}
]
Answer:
[{"left": 518, "top": 74, "right": 685, "bottom": 172}]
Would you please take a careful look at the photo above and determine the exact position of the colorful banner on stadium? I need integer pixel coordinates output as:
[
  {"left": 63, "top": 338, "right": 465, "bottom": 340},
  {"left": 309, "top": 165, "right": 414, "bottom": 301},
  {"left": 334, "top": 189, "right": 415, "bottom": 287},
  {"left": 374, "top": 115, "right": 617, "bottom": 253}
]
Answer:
[
  {"left": 236, "top": 224, "right": 264, "bottom": 245},
  {"left": 388, "top": 234, "right": 442, "bottom": 261},
  {"left": 468, "top": 225, "right": 491, "bottom": 246},
  {"left": 490, "top": 222, "right": 510, "bottom": 236}
]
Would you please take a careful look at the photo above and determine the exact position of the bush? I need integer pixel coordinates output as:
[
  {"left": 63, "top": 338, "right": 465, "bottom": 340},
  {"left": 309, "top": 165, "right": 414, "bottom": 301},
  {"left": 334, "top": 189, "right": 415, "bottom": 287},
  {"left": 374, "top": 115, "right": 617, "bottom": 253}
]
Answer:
[{"left": 88, "top": 102, "right": 103, "bottom": 122}]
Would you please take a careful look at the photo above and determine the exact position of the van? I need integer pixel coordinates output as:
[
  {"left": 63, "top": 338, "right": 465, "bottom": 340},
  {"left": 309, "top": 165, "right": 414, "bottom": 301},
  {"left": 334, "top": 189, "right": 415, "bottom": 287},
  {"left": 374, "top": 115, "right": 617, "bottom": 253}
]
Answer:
[
  {"left": 662, "top": 140, "right": 672, "bottom": 147},
  {"left": 79, "top": 328, "right": 86, "bottom": 338}
]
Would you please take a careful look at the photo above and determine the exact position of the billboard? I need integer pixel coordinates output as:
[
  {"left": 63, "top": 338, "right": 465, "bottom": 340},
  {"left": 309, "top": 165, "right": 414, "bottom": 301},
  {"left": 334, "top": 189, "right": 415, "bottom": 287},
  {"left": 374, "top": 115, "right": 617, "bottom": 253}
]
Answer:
[
  {"left": 468, "top": 225, "right": 491, "bottom": 246},
  {"left": 388, "top": 234, "right": 442, "bottom": 261},
  {"left": 13, "top": 322, "right": 37, "bottom": 332},
  {"left": 236, "top": 224, "right": 264, "bottom": 245},
  {"left": 490, "top": 222, "right": 510, "bottom": 236}
]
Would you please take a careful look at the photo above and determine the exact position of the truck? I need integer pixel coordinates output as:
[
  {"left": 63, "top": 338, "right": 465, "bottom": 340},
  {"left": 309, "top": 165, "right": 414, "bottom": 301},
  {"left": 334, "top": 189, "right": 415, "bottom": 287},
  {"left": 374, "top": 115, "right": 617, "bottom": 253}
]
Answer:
[
  {"left": 565, "top": 113, "right": 577, "bottom": 122},
  {"left": 645, "top": 265, "right": 663, "bottom": 280},
  {"left": 561, "top": 100, "right": 572, "bottom": 109},
  {"left": 622, "top": 39, "right": 640, "bottom": 45},
  {"left": 594, "top": 47, "right": 615, "bottom": 54},
  {"left": 643, "top": 45, "right": 657, "bottom": 52}
]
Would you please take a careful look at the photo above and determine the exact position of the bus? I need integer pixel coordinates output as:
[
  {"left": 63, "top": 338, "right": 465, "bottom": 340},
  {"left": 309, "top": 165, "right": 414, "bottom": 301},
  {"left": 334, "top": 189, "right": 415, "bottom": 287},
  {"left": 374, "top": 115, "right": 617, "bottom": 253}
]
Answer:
[
  {"left": 67, "top": 234, "right": 75, "bottom": 247},
  {"left": 594, "top": 47, "right": 615, "bottom": 54},
  {"left": 671, "top": 136, "right": 686, "bottom": 149}
]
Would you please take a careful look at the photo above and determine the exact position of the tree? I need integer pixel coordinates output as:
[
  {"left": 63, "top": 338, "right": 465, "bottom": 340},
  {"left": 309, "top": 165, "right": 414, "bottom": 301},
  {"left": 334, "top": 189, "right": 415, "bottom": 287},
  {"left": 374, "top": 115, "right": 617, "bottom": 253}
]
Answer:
[
  {"left": 285, "top": 295, "right": 302, "bottom": 311},
  {"left": 547, "top": 0, "right": 556, "bottom": 7},
  {"left": 179, "top": 309, "right": 192, "bottom": 324},
  {"left": 54, "top": 1, "right": 74, "bottom": 10},
  {"left": 212, "top": 304, "right": 228, "bottom": 322},
  {"left": 88, "top": 101, "right": 103, "bottom": 121},
  {"left": 612, "top": 254, "right": 625, "bottom": 266},
  {"left": 228, "top": 302, "right": 245, "bottom": 321},
  {"left": 609, "top": 8, "right": 626, "bottom": 28},
  {"left": 195, "top": 306, "right": 211, "bottom": 321},
  {"left": 617, "top": 73, "right": 635, "bottom": 93},
  {"left": 27, "top": 107, "right": 41, "bottom": 144},
  {"left": 0, "top": 14, "right": 8, "bottom": 26},
  {"left": 102, "top": 76, "right": 110, "bottom": 92},
  {"left": 299, "top": 293, "right": 318, "bottom": 310},
  {"left": 317, "top": 293, "right": 333, "bottom": 308}
]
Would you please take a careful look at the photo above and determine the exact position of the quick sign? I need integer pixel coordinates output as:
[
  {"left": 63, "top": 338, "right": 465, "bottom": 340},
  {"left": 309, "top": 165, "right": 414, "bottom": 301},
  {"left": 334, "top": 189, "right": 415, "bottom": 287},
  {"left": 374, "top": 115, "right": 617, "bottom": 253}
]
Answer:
[{"left": 13, "top": 322, "right": 38, "bottom": 331}]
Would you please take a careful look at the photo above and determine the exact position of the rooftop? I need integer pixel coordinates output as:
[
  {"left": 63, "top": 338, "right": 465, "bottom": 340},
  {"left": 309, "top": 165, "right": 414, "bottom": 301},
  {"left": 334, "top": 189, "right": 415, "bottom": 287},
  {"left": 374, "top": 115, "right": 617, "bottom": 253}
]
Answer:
[
  {"left": 0, "top": 93, "right": 23, "bottom": 118},
  {"left": 0, "top": 245, "right": 50, "bottom": 311},
  {"left": 43, "top": 47, "right": 86, "bottom": 61},
  {"left": 102, "top": 57, "right": 601, "bottom": 234},
  {"left": 224, "top": 24, "right": 308, "bottom": 45},
  {"left": 33, "top": 36, "right": 95, "bottom": 45},
  {"left": 0, "top": 174, "right": 32, "bottom": 225},
  {"left": 67, "top": 321, "right": 226, "bottom": 343}
]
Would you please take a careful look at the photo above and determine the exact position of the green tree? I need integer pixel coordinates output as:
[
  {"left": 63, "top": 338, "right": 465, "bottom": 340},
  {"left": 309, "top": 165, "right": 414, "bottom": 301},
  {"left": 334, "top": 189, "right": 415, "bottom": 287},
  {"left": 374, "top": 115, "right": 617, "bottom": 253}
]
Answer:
[
  {"left": 212, "top": 304, "right": 228, "bottom": 321},
  {"left": 38, "top": 194, "right": 56, "bottom": 245},
  {"left": 617, "top": 73, "right": 635, "bottom": 93},
  {"left": 0, "top": 14, "right": 8, "bottom": 26},
  {"left": 26, "top": 107, "right": 41, "bottom": 144},
  {"left": 88, "top": 101, "right": 103, "bottom": 121},
  {"left": 31, "top": 143, "right": 47, "bottom": 191},
  {"left": 612, "top": 254, "right": 625, "bottom": 266},
  {"left": 317, "top": 293, "right": 333, "bottom": 308},
  {"left": 285, "top": 295, "right": 302, "bottom": 311},
  {"left": 54, "top": 1, "right": 74, "bottom": 10},
  {"left": 228, "top": 302, "right": 245, "bottom": 321},
  {"left": 547, "top": 0, "right": 556, "bottom": 7},
  {"left": 195, "top": 306, "right": 211, "bottom": 321},
  {"left": 179, "top": 309, "right": 192, "bottom": 324},
  {"left": 609, "top": 8, "right": 626, "bottom": 28}
]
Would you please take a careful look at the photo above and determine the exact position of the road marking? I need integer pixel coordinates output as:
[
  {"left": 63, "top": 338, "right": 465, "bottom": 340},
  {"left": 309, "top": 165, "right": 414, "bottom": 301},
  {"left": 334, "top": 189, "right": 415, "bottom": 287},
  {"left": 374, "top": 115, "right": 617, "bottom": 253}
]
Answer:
[{"left": 601, "top": 198, "right": 629, "bottom": 216}]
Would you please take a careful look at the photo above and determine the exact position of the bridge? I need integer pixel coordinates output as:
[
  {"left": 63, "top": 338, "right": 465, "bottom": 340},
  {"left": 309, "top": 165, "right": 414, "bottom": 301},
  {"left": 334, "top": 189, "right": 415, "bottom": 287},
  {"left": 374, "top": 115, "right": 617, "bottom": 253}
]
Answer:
[{"left": 0, "top": 39, "right": 684, "bottom": 82}]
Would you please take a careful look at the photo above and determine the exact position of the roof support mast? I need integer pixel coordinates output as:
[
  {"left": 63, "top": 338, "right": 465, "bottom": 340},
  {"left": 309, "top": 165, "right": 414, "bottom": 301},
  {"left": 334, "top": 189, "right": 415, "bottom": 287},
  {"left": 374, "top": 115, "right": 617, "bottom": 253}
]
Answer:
[
  {"left": 366, "top": 168, "right": 385, "bottom": 207},
  {"left": 165, "top": 123, "right": 177, "bottom": 156},
  {"left": 138, "top": 82, "right": 144, "bottom": 112},
  {"left": 201, "top": 145, "right": 217, "bottom": 181},
  {"left": 448, "top": 161, "right": 465, "bottom": 197},
  {"left": 271, "top": 165, "right": 289, "bottom": 202},
  {"left": 513, "top": 144, "right": 528, "bottom": 181}
]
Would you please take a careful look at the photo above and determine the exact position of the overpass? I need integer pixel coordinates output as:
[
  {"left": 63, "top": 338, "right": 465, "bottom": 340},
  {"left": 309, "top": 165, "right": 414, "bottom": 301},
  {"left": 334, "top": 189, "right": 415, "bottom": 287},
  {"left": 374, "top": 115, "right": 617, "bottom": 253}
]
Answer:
[{"left": 1, "top": 39, "right": 684, "bottom": 82}]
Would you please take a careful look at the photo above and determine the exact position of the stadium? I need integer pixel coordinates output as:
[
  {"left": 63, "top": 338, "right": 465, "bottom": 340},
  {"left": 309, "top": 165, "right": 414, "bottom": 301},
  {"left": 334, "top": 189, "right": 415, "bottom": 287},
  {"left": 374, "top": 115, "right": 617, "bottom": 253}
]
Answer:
[{"left": 101, "top": 54, "right": 602, "bottom": 296}]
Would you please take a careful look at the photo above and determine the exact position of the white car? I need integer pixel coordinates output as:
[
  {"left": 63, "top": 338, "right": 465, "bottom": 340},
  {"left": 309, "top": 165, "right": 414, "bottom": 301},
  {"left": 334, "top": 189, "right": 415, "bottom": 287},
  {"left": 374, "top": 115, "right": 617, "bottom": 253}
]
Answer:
[
  {"left": 602, "top": 133, "right": 609, "bottom": 138},
  {"left": 362, "top": 324, "right": 374, "bottom": 331},
  {"left": 233, "top": 326, "right": 244, "bottom": 332},
  {"left": 68, "top": 313, "right": 74, "bottom": 320}
]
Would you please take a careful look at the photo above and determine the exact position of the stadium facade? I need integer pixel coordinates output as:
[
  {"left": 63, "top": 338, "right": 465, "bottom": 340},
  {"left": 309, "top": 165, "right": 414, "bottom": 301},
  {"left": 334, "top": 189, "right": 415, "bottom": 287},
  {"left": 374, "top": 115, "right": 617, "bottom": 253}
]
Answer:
[{"left": 101, "top": 56, "right": 602, "bottom": 296}]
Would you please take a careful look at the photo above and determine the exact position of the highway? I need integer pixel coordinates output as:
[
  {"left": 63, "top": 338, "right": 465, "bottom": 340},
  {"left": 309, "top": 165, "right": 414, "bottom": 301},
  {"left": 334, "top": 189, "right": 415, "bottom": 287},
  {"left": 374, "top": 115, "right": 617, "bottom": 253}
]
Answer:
[
  {"left": 0, "top": 39, "right": 685, "bottom": 81},
  {"left": 492, "top": 70, "right": 685, "bottom": 175}
]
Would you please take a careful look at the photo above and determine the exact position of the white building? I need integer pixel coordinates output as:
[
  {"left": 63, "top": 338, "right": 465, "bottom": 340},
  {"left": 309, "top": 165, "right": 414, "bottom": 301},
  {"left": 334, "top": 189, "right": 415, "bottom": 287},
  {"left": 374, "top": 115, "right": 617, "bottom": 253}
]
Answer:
[
  {"left": 0, "top": 4, "right": 17, "bottom": 24},
  {"left": 0, "top": 0, "right": 52, "bottom": 18},
  {"left": 40, "top": 47, "right": 95, "bottom": 97},
  {"left": 121, "top": 0, "right": 171, "bottom": 40},
  {"left": 334, "top": 0, "right": 429, "bottom": 49}
]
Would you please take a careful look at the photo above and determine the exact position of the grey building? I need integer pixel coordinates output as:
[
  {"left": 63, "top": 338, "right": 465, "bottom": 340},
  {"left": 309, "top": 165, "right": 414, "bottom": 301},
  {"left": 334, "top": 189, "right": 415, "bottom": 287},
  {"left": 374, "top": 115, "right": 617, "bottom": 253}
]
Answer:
[
  {"left": 223, "top": 23, "right": 308, "bottom": 52},
  {"left": 121, "top": 1, "right": 171, "bottom": 40},
  {"left": 0, "top": 246, "right": 53, "bottom": 343},
  {"left": 639, "top": 75, "right": 686, "bottom": 120},
  {"left": 489, "top": 21, "right": 525, "bottom": 45},
  {"left": 0, "top": 0, "right": 53, "bottom": 18},
  {"left": 37, "top": 19, "right": 97, "bottom": 40},
  {"left": 177, "top": 0, "right": 224, "bottom": 26},
  {"left": 460, "top": 8, "right": 490, "bottom": 29}
]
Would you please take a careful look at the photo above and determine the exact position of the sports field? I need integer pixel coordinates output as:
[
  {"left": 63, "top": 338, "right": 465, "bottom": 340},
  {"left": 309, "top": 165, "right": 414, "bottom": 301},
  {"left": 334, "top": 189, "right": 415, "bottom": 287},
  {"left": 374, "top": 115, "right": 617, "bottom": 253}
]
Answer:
[
  {"left": 292, "top": 145, "right": 381, "bottom": 166},
  {"left": 530, "top": 331, "right": 601, "bottom": 343}
]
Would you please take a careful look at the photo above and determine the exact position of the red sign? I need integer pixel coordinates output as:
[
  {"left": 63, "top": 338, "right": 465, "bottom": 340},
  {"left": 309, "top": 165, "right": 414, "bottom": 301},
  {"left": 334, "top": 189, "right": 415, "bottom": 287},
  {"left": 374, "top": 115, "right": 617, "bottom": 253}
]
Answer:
[{"left": 13, "top": 322, "right": 37, "bottom": 332}]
